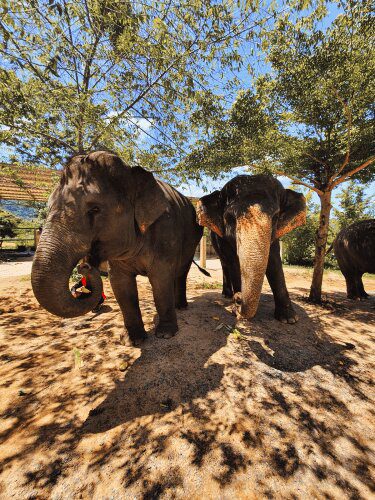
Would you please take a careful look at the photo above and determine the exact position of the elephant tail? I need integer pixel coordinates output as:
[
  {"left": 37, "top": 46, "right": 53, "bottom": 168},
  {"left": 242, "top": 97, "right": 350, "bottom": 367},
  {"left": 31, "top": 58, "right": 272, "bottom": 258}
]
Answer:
[
  {"left": 325, "top": 243, "right": 334, "bottom": 256},
  {"left": 192, "top": 260, "right": 211, "bottom": 277}
]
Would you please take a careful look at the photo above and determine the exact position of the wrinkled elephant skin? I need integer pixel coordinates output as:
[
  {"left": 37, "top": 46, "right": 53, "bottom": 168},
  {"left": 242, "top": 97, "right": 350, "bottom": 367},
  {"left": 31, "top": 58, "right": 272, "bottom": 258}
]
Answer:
[
  {"left": 32, "top": 151, "right": 203, "bottom": 345},
  {"left": 198, "top": 174, "right": 306, "bottom": 323},
  {"left": 333, "top": 219, "right": 375, "bottom": 300}
]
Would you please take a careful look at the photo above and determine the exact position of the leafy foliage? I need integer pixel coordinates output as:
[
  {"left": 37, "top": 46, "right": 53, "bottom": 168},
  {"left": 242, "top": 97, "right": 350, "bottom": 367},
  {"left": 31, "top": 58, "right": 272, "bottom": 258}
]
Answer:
[
  {"left": 334, "top": 180, "right": 375, "bottom": 231},
  {"left": 0, "top": 208, "right": 21, "bottom": 239},
  {"left": 183, "top": 1, "right": 375, "bottom": 301},
  {"left": 0, "top": 0, "right": 276, "bottom": 175},
  {"left": 184, "top": 2, "right": 375, "bottom": 186},
  {"left": 282, "top": 194, "right": 319, "bottom": 266}
]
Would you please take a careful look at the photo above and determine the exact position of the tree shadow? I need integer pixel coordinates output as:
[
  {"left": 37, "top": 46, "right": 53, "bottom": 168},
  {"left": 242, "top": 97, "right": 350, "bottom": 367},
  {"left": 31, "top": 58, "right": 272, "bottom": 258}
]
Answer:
[
  {"left": 82, "top": 289, "right": 362, "bottom": 435},
  {"left": 83, "top": 292, "right": 233, "bottom": 434},
  {"left": 236, "top": 295, "right": 354, "bottom": 371},
  {"left": 236, "top": 294, "right": 370, "bottom": 404},
  {"left": 293, "top": 286, "right": 374, "bottom": 317},
  {"left": 2, "top": 283, "right": 374, "bottom": 498}
]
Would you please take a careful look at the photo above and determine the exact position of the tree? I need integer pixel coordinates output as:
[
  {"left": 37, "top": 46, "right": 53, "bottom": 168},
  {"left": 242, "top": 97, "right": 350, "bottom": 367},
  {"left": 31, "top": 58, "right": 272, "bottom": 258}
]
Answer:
[
  {"left": 334, "top": 180, "right": 375, "bottom": 231},
  {"left": 0, "top": 0, "right": 275, "bottom": 174},
  {"left": 282, "top": 192, "right": 319, "bottom": 266},
  {"left": 0, "top": 209, "right": 19, "bottom": 247},
  {"left": 183, "top": 1, "right": 375, "bottom": 302}
]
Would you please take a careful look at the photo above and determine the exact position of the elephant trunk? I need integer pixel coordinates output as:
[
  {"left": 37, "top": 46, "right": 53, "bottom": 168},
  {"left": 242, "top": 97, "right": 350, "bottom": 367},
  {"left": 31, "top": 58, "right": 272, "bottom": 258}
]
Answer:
[
  {"left": 31, "top": 222, "right": 103, "bottom": 318},
  {"left": 236, "top": 206, "right": 272, "bottom": 319}
]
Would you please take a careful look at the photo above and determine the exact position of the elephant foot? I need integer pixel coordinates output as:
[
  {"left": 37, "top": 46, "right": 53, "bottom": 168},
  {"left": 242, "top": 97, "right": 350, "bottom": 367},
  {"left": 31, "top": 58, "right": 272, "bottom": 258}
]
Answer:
[
  {"left": 347, "top": 293, "right": 369, "bottom": 301},
  {"left": 232, "top": 292, "right": 243, "bottom": 319},
  {"left": 175, "top": 300, "right": 188, "bottom": 310},
  {"left": 120, "top": 327, "right": 147, "bottom": 347},
  {"left": 222, "top": 289, "right": 233, "bottom": 299},
  {"left": 274, "top": 304, "right": 298, "bottom": 324},
  {"left": 155, "top": 323, "right": 178, "bottom": 339}
]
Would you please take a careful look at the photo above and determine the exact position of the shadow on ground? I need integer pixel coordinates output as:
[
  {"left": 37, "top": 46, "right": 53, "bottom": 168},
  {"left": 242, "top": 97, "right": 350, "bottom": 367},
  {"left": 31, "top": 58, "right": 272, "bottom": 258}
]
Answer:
[{"left": 0, "top": 280, "right": 374, "bottom": 498}]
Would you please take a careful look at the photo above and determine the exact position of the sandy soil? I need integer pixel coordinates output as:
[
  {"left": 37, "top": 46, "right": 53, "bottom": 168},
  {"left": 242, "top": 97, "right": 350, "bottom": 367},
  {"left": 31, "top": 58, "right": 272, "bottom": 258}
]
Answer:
[
  {"left": 0, "top": 260, "right": 374, "bottom": 499},
  {"left": 0, "top": 255, "right": 33, "bottom": 278}
]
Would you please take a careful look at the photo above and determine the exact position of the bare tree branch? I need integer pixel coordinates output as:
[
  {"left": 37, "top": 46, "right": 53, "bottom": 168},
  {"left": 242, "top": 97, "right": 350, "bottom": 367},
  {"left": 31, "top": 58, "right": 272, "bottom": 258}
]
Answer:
[{"left": 90, "top": 11, "right": 277, "bottom": 148}]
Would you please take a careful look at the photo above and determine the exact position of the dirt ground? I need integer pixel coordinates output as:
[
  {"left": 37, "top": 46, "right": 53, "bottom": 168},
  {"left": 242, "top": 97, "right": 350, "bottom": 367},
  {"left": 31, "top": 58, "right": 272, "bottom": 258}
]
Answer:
[{"left": 0, "top": 259, "right": 374, "bottom": 499}]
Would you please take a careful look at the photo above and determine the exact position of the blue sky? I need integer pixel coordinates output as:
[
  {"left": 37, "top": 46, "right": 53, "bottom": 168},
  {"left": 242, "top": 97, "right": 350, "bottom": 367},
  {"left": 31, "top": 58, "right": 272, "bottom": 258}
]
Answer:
[
  {"left": 175, "top": 1, "right": 374, "bottom": 209},
  {"left": 177, "top": 170, "right": 375, "bottom": 211},
  {"left": 1, "top": 1, "right": 374, "bottom": 214}
]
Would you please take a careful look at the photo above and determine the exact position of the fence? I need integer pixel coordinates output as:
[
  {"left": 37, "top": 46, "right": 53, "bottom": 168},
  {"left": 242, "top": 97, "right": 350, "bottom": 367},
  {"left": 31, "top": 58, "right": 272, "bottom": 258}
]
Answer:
[{"left": 0, "top": 227, "right": 41, "bottom": 250}]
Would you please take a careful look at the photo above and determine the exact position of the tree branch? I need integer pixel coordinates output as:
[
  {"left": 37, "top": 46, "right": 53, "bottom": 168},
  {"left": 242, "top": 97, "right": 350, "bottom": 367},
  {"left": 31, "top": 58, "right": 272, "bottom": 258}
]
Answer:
[
  {"left": 331, "top": 157, "right": 375, "bottom": 188},
  {"left": 305, "top": 152, "right": 329, "bottom": 168},
  {"left": 90, "top": 11, "right": 277, "bottom": 148},
  {"left": 274, "top": 170, "right": 324, "bottom": 195},
  {"left": 63, "top": 0, "right": 81, "bottom": 94},
  {"left": 3, "top": 123, "right": 76, "bottom": 152},
  {"left": 90, "top": 54, "right": 190, "bottom": 148},
  {"left": 328, "top": 89, "right": 352, "bottom": 184}
]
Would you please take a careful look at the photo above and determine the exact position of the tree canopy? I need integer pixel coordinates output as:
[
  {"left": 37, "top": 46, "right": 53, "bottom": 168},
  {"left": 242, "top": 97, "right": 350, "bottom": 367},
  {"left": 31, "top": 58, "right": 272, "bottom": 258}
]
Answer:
[
  {"left": 334, "top": 180, "right": 375, "bottom": 231},
  {"left": 0, "top": 0, "right": 277, "bottom": 174},
  {"left": 182, "top": 0, "right": 375, "bottom": 302},
  {"left": 183, "top": 1, "right": 375, "bottom": 187}
]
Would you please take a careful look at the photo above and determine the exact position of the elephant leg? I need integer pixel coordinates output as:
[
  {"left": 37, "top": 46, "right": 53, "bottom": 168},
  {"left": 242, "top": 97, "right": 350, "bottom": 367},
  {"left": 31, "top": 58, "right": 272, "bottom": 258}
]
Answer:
[
  {"left": 175, "top": 265, "right": 190, "bottom": 309},
  {"left": 358, "top": 275, "right": 369, "bottom": 299},
  {"left": 344, "top": 271, "right": 368, "bottom": 300},
  {"left": 229, "top": 256, "right": 241, "bottom": 295},
  {"left": 211, "top": 233, "right": 239, "bottom": 298},
  {"left": 266, "top": 240, "right": 298, "bottom": 324},
  {"left": 149, "top": 267, "right": 178, "bottom": 339},
  {"left": 221, "top": 262, "right": 234, "bottom": 298},
  {"left": 109, "top": 266, "right": 147, "bottom": 346}
]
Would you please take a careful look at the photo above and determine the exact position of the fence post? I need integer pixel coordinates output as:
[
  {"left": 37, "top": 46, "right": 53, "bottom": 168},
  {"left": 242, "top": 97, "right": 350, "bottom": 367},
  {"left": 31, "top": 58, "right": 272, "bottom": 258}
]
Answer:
[
  {"left": 34, "top": 228, "right": 42, "bottom": 248},
  {"left": 280, "top": 240, "right": 283, "bottom": 261},
  {"left": 200, "top": 235, "right": 207, "bottom": 269}
]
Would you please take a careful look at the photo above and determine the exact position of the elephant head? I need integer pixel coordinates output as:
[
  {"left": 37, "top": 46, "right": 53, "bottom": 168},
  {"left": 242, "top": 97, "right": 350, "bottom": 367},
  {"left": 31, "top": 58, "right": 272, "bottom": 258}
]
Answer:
[
  {"left": 32, "top": 151, "right": 168, "bottom": 318},
  {"left": 197, "top": 175, "right": 306, "bottom": 319}
]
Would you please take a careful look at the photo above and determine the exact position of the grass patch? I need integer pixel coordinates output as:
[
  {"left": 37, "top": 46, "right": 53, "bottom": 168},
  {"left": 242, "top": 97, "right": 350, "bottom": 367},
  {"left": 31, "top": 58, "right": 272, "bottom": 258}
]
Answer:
[
  {"left": 19, "top": 275, "right": 31, "bottom": 282},
  {"left": 231, "top": 328, "right": 247, "bottom": 341},
  {"left": 195, "top": 280, "right": 222, "bottom": 290}
]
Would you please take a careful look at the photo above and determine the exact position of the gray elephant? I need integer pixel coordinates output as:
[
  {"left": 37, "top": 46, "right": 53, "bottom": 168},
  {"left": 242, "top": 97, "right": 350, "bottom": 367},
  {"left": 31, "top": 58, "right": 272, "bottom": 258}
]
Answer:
[
  {"left": 31, "top": 151, "right": 203, "bottom": 345},
  {"left": 197, "top": 174, "right": 306, "bottom": 323},
  {"left": 332, "top": 219, "right": 375, "bottom": 300}
]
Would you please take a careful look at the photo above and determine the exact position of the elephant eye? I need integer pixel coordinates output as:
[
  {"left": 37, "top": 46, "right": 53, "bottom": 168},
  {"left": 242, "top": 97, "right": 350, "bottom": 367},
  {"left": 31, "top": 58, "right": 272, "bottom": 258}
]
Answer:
[{"left": 87, "top": 206, "right": 100, "bottom": 216}]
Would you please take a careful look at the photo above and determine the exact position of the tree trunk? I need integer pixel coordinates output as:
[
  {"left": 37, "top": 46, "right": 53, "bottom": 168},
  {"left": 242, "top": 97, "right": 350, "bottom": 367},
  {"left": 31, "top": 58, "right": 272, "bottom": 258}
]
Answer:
[
  {"left": 77, "top": 102, "right": 85, "bottom": 154},
  {"left": 309, "top": 190, "right": 332, "bottom": 303}
]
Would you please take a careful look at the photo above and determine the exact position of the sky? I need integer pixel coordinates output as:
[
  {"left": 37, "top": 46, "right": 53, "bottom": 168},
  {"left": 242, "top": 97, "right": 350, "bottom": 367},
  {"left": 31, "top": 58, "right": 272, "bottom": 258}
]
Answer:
[
  {"left": 1, "top": 1, "right": 374, "bottom": 215},
  {"left": 177, "top": 171, "right": 375, "bottom": 210},
  {"left": 134, "top": 1, "right": 374, "bottom": 209}
]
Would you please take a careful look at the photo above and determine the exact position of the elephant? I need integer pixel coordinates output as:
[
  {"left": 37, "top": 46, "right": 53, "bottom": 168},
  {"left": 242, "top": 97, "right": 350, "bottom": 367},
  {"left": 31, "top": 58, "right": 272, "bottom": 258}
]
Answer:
[
  {"left": 197, "top": 174, "right": 306, "bottom": 323},
  {"left": 31, "top": 151, "right": 203, "bottom": 345},
  {"left": 332, "top": 219, "right": 375, "bottom": 300}
]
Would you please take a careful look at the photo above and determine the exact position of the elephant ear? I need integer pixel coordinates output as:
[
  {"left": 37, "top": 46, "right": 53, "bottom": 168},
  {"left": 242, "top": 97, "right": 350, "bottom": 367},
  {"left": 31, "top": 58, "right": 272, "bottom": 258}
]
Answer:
[
  {"left": 276, "top": 189, "right": 307, "bottom": 239},
  {"left": 131, "top": 166, "right": 169, "bottom": 233},
  {"left": 197, "top": 190, "right": 224, "bottom": 237}
]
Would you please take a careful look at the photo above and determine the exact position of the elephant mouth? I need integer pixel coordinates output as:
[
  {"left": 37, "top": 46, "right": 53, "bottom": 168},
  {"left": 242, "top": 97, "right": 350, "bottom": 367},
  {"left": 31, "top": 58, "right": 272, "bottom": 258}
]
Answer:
[{"left": 83, "top": 240, "right": 108, "bottom": 271}]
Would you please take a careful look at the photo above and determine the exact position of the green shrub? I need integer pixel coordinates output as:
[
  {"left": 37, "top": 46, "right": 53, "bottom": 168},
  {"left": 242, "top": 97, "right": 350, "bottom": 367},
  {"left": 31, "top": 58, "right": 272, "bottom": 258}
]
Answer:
[{"left": 0, "top": 210, "right": 20, "bottom": 242}]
